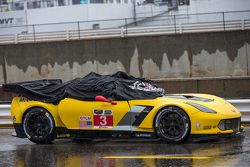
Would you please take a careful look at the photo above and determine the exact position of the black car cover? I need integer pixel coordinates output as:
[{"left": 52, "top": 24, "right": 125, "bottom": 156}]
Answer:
[{"left": 3, "top": 71, "right": 165, "bottom": 103}]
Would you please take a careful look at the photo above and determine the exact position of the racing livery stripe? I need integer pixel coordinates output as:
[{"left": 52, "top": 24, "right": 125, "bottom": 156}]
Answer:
[
  {"left": 132, "top": 106, "right": 154, "bottom": 126},
  {"left": 114, "top": 112, "right": 133, "bottom": 126},
  {"left": 116, "top": 106, "right": 146, "bottom": 127},
  {"left": 115, "top": 105, "right": 153, "bottom": 130}
]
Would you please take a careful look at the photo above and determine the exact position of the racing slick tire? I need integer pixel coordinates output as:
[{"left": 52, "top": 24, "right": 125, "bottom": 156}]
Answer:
[
  {"left": 155, "top": 106, "right": 190, "bottom": 143},
  {"left": 23, "top": 107, "right": 55, "bottom": 144}
]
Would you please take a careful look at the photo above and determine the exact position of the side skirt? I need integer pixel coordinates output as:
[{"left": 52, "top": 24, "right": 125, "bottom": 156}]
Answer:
[
  {"left": 69, "top": 130, "right": 157, "bottom": 139},
  {"left": 13, "top": 123, "right": 156, "bottom": 139}
]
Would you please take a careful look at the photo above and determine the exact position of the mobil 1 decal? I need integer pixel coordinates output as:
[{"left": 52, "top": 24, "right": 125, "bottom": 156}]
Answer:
[
  {"left": 79, "top": 116, "right": 92, "bottom": 129},
  {"left": 93, "top": 109, "right": 113, "bottom": 128}
]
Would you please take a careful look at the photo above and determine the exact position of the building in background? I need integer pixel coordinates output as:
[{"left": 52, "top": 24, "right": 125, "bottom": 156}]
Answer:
[
  {"left": 0, "top": 0, "right": 168, "bottom": 34},
  {"left": 0, "top": 0, "right": 250, "bottom": 35}
]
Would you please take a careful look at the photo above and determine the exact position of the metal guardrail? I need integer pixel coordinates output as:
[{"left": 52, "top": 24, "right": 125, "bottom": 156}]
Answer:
[
  {"left": 227, "top": 99, "right": 250, "bottom": 123},
  {"left": 0, "top": 103, "right": 11, "bottom": 127},
  {"left": 0, "top": 19, "right": 249, "bottom": 45},
  {"left": 0, "top": 19, "right": 249, "bottom": 44},
  {"left": 0, "top": 10, "right": 250, "bottom": 45},
  {"left": 0, "top": 99, "right": 250, "bottom": 127}
]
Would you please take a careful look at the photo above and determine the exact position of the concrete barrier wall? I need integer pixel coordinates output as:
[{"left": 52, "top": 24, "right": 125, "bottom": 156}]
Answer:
[
  {"left": 155, "top": 77, "right": 250, "bottom": 98},
  {"left": 0, "top": 30, "right": 250, "bottom": 99}
]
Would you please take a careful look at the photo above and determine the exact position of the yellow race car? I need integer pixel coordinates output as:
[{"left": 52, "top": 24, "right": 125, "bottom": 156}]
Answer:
[{"left": 4, "top": 72, "right": 242, "bottom": 144}]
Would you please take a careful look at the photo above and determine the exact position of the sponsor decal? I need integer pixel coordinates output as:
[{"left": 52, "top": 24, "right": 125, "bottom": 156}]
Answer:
[
  {"left": 79, "top": 121, "right": 92, "bottom": 129},
  {"left": 12, "top": 116, "right": 16, "bottom": 122},
  {"left": 80, "top": 116, "right": 91, "bottom": 121},
  {"left": 19, "top": 97, "right": 30, "bottom": 102},
  {"left": 104, "top": 110, "right": 112, "bottom": 115},
  {"left": 231, "top": 109, "right": 236, "bottom": 112},
  {"left": 0, "top": 16, "right": 26, "bottom": 27},
  {"left": 0, "top": 17, "right": 25, "bottom": 25},
  {"left": 79, "top": 116, "right": 92, "bottom": 129},
  {"left": 135, "top": 133, "right": 152, "bottom": 137},
  {"left": 94, "top": 109, "right": 103, "bottom": 115},
  {"left": 45, "top": 112, "right": 50, "bottom": 118},
  {"left": 94, "top": 110, "right": 113, "bottom": 128},
  {"left": 0, "top": 18, "right": 14, "bottom": 25},
  {"left": 0, "top": 12, "right": 27, "bottom": 34},
  {"left": 57, "top": 134, "right": 70, "bottom": 138},
  {"left": 129, "top": 81, "right": 164, "bottom": 93}
]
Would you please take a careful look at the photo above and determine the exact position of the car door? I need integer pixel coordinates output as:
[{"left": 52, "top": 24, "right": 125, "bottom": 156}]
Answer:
[{"left": 57, "top": 98, "right": 131, "bottom": 131}]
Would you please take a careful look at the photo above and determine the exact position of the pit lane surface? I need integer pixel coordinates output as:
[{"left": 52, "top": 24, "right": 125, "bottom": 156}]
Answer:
[{"left": 0, "top": 128, "right": 250, "bottom": 167}]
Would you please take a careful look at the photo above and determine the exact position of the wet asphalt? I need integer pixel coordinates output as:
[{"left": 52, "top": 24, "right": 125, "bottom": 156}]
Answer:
[{"left": 0, "top": 127, "right": 250, "bottom": 167}]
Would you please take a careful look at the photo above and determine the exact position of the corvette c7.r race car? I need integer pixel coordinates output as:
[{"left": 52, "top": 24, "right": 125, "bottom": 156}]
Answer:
[{"left": 3, "top": 72, "right": 243, "bottom": 144}]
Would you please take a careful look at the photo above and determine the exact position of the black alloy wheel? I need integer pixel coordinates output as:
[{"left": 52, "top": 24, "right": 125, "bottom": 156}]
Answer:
[
  {"left": 155, "top": 106, "right": 190, "bottom": 142},
  {"left": 23, "top": 108, "right": 55, "bottom": 144}
]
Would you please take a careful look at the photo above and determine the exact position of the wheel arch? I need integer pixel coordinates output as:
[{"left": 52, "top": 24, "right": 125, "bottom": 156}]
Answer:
[
  {"left": 153, "top": 104, "right": 191, "bottom": 127},
  {"left": 20, "top": 104, "right": 64, "bottom": 127},
  {"left": 22, "top": 106, "right": 53, "bottom": 123},
  {"left": 18, "top": 106, "right": 52, "bottom": 138},
  {"left": 22, "top": 106, "right": 56, "bottom": 144},
  {"left": 153, "top": 105, "right": 191, "bottom": 142}
]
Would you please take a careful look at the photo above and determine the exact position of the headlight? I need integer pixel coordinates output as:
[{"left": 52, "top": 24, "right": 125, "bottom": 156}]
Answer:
[{"left": 186, "top": 102, "right": 217, "bottom": 114}]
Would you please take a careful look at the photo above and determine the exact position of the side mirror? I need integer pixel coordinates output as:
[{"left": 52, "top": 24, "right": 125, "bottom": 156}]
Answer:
[{"left": 95, "top": 96, "right": 117, "bottom": 105}]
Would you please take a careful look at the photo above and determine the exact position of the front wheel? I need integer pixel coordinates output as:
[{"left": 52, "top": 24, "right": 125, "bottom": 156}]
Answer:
[
  {"left": 155, "top": 106, "right": 190, "bottom": 143},
  {"left": 23, "top": 108, "right": 55, "bottom": 144}
]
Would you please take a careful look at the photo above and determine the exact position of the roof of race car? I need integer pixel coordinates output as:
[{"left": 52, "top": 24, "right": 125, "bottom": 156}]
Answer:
[{"left": 3, "top": 71, "right": 165, "bottom": 103}]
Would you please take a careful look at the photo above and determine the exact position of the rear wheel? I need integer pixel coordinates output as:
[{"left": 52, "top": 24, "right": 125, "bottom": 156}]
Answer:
[
  {"left": 155, "top": 106, "right": 190, "bottom": 142},
  {"left": 23, "top": 108, "right": 55, "bottom": 144}
]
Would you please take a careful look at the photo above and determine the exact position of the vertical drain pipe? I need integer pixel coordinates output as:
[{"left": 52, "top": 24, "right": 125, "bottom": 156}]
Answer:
[
  {"left": 2, "top": 56, "right": 7, "bottom": 84},
  {"left": 133, "top": 0, "right": 137, "bottom": 25}
]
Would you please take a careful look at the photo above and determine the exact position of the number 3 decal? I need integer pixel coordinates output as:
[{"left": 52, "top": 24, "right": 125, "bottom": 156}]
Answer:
[
  {"left": 94, "top": 110, "right": 113, "bottom": 128},
  {"left": 100, "top": 116, "right": 107, "bottom": 126}
]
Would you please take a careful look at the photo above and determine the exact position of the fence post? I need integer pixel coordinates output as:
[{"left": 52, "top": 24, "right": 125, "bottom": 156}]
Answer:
[
  {"left": 77, "top": 22, "right": 80, "bottom": 40},
  {"left": 179, "top": 23, "right": 182, "bottom": 34},
  {"left": 241, "top": 19, "right": 245, "bottom": 30},
  {"left": 121, "top": 27, "right": 125, "bottom": 37},
  {"left": 125, "top": 18, "right": 128, "bottom": 35},
  {"left": 32, "top": 24, "right": 36, "bottom": 42},
  {"left": 174, "top": 15, "right": 176, "bottom": 34},
  {"left": 222, "top": 12, "right": 225, "bottom": 31},
  {"left": 14, "top": 34, "right": 18, "bottom": 44},
  {"left": 66, "top": 30, "right": 70, "bottom": 41}
]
